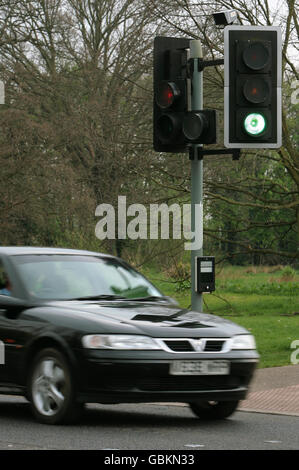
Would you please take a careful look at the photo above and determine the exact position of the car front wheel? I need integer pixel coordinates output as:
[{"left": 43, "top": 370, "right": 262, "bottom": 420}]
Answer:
[
  {"left": 28, "top": 348, "right": 81, "bottom": 424},
  {"left": 189, "top": 400, "right": 239, "bottom": 420}
]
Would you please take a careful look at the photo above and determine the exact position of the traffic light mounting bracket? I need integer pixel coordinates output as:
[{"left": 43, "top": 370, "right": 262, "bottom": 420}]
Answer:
[
  {"left": 189, "top": 147, "right": 241, "bottom": 161},
  {"left": 187, "top": 58, "right": 224, "bottom": 76}
]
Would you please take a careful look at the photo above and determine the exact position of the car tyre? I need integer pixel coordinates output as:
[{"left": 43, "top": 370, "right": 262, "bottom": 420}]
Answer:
[
  {"left": 28, "top": 348, "right": 81, "bottom": 425},
  {"left": 189, "top": 400, "right": 239, "bottom": 420}
]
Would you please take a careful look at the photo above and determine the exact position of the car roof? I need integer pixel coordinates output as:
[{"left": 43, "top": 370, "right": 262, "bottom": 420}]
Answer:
[{"left": 0, "top": 246, "right": 114, "bottom": 258}]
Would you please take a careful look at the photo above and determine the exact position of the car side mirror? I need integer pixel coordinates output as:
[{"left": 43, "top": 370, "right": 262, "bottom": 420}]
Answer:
[
  {"left": 0, "top": 295, "right": 31, "bottom": 314},
  {"left": 164, "top": 296, "right": 179, "bottom": 306}
]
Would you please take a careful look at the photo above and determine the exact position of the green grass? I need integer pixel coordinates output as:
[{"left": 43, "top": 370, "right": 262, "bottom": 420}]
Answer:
[
  {"left": 224, "top": 315, "right": 298, "bottom": 368},
  {"left": 142, "top": 265, "right": 299, "bottom": 369}
]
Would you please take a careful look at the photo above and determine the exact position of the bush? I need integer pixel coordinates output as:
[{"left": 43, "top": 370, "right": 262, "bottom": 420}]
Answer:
[
  {"left": 217, "top": 279, "right": 299, "bottom": 296},
  {"left": 280, "top": 265, "right": 296, "bottom": 281},
  {"left": 164, "top": 262, "right": 191, "bottom": 292}
]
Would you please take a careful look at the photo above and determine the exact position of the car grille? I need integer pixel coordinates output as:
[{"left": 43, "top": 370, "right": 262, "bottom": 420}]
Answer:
[
  {"left": 163, "top": 340, "right": 194, "bottom": 352},
  {"left": 204, "top": 340, "right": 225, "bottom": 352},
  {"left": 160, "top": 338, "right": 227, "bottom": 353}
]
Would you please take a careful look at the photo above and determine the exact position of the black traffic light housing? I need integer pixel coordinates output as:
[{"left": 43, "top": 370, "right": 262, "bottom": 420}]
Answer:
[
  {"left": 153, "top": 36, "right": 218, "bottom": 153},
  {"left": 153, "top": 36, "right": 190, "bottom": 153},
  {"left": 224, "top": 26, "right": 282, "bottom": 148},
  {"left": 183, "top": 110, "right": 217, "bottom": 145}
]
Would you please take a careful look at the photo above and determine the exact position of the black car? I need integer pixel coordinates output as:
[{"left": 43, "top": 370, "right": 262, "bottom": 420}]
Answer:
[{"left": 0, "top": 247, "right": 259, "bottom": 424}]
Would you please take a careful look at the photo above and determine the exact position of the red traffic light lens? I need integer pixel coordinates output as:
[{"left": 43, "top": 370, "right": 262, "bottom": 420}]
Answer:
[
  {"left": 156, "top": 82, "right": 180, "bottom": 109},
  {"left": 243, "top": 42, "right": 270, "bottom": 70},
  {"left": 243, "top": 77, "right": 269, "bottom": 104}
]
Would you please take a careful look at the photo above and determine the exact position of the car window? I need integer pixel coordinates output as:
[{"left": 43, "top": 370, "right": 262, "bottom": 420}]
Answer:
[
  {"left": 0, "top": 260, "right": 12, "bottom": 296},
  {"left": 12, "top": 255, "right": 161, "bottom": 301}
]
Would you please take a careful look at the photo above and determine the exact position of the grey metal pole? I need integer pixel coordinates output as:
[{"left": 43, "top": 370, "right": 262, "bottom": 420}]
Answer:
[{"left": 190, "top": 40, "right": 203, "bottom": 312}]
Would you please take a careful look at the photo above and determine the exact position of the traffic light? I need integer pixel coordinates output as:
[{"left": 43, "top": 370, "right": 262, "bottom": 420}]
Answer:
[
  {"left": 183, "top": 110, "right": 217, "bottom": 145},
  {"left": 153, "top": 36, "right": 190, "bottom": 153},
  {"left": 224, "top": 26, "right": 282, "bottom": 148},
  {"left": 153, "top": 37, "right": 218, "bottom": 152}
]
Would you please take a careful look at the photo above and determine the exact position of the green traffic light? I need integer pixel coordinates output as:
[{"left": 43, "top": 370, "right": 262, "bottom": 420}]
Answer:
[{"left": 243, "top": 113, "right": 266, "bottom": 136}]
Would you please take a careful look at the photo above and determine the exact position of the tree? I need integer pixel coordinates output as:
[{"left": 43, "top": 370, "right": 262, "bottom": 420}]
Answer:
[
  {"left": 0, "top": 0, "right": 297, "bottom": 267},
  {"left": 0, "top": 0, "right": 158, "bottom": 253},
  {"left": 147, "top": 0, "right": 299, "bottom": 264}
]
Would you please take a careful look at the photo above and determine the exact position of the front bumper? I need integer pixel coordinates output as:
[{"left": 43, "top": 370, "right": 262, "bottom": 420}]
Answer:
[{"left": 75, "top": 349, "right": 259, "bottom": 404}]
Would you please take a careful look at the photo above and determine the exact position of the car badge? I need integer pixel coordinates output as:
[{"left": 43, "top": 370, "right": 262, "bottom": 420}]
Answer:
[{"left": 192, "top": 339, "right": 204, "bottom": 351}]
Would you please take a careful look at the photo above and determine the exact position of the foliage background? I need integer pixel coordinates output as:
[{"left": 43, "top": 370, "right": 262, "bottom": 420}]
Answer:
[{"left": 0, "top": 0, "right": 298, "bottom": 269}]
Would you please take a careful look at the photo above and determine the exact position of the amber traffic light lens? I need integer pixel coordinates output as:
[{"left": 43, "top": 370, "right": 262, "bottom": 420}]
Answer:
[
  {"left": 157, "top": 114, "right": 174, "bottom": 139},
  {"left": 243, "top": 77, "right": 269, "bottom": 104}
]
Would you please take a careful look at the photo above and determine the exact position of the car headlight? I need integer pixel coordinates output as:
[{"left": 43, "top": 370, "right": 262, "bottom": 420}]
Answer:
[
  {"left": 82, "top": 334, "right": 161, "bottom": 350},
  {"left": 231, "top": 334, "right": 256, "bottom": 350}
]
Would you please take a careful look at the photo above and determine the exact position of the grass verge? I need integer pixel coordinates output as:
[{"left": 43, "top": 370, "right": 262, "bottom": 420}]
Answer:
[{"left": 142, "top": 265, "right": 299, "bottom": 369}]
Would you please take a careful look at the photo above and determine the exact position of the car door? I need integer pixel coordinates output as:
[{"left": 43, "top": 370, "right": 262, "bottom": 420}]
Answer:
[
  {"left": 0, "top": 308, "right": 19, "bottom": 383},
  {"left": 0, "top": 259, "right": 14, "bottom": 383},
  {"left": 0, "top": 259, "right": 26, "bottom": 385}
]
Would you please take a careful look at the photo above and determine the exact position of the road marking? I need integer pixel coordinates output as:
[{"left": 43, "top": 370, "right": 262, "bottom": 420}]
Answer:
[{"left": 184, "top": 444, "right": 205, "bottom": 448}]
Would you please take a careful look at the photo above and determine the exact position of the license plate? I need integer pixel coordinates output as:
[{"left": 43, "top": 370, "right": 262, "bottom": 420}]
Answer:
[{"left": 170, "top": 360, "right": 230, "bottom": 375}]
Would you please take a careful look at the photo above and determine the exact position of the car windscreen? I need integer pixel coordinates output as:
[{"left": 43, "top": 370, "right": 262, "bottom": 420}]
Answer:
[{"left": 12, "top": 255, "right": 162, "bottom": 301}]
